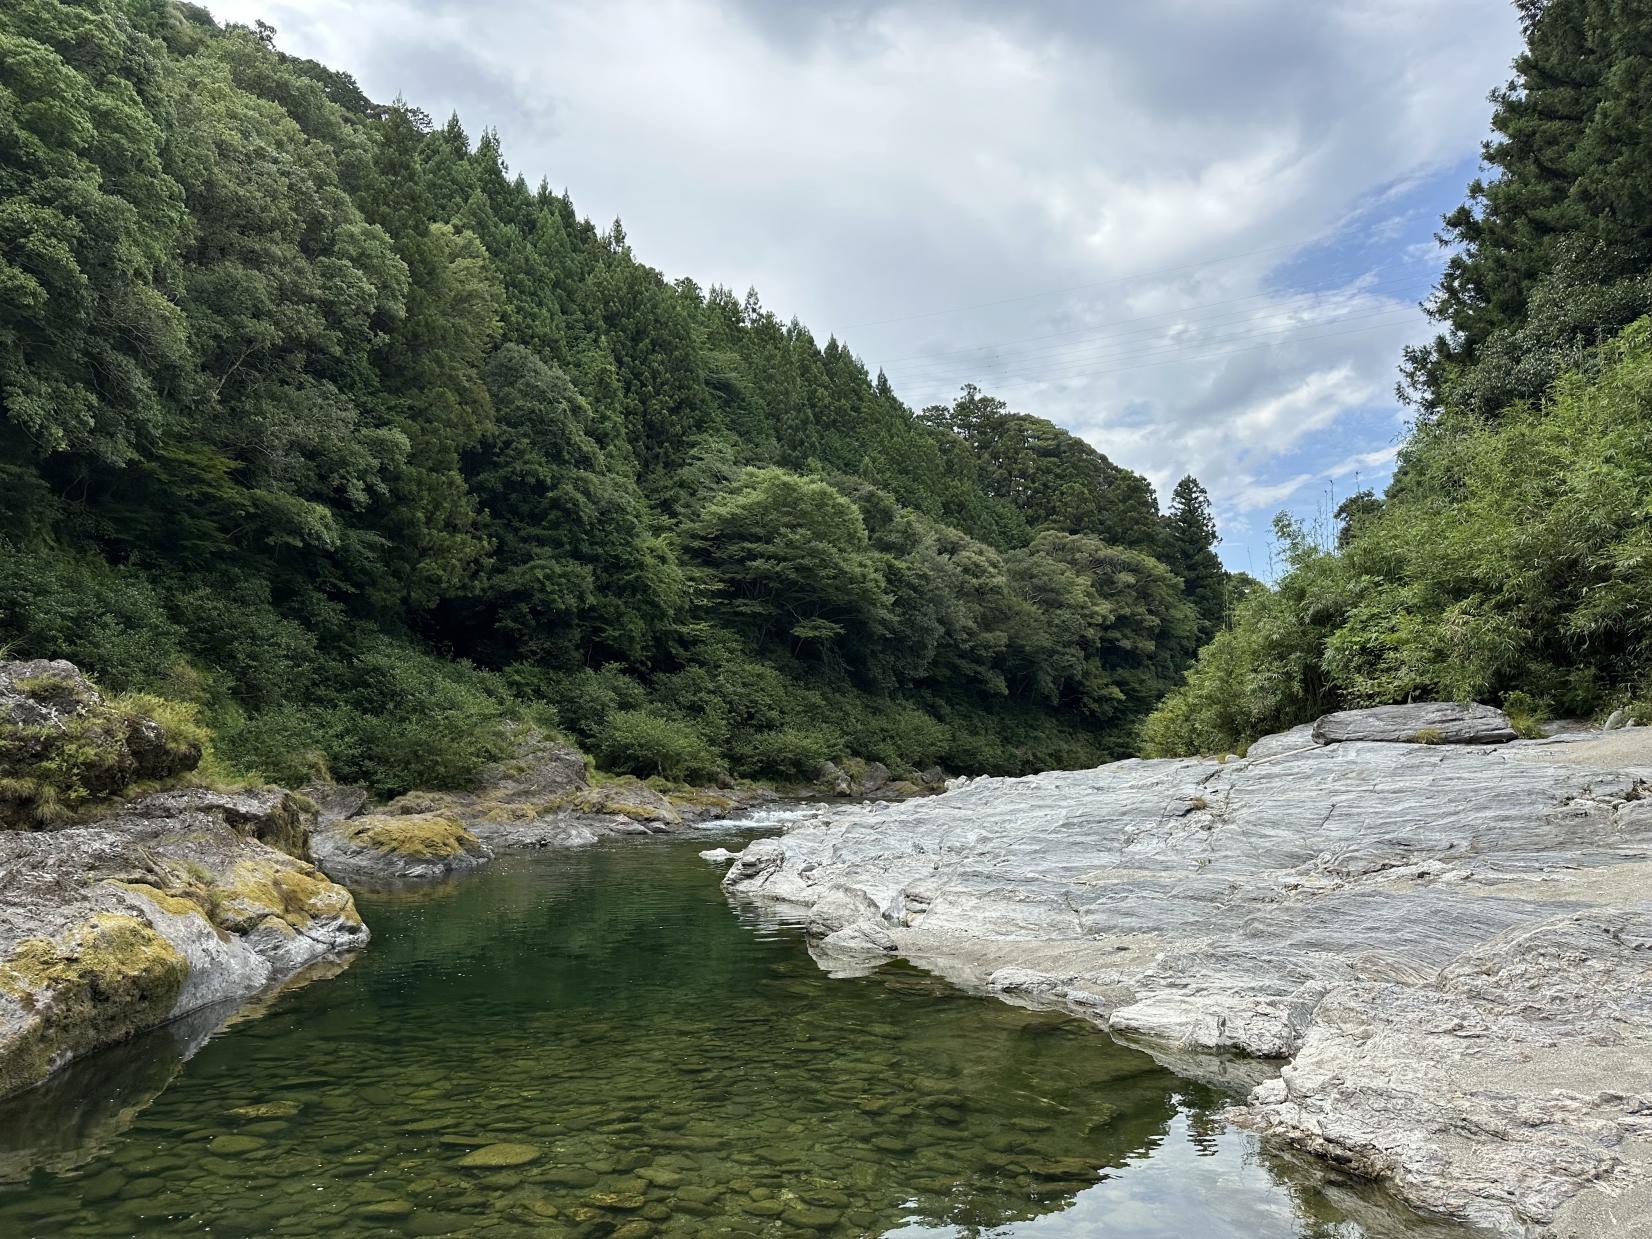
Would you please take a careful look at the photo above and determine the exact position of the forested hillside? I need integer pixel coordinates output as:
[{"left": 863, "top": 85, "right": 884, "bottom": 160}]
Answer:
[
  {"left": 1144, "top": 0, "right": 1652, "bottom": 757},
  {"left": 0, "top": 0, "right": 1224, "bottom": 796}
]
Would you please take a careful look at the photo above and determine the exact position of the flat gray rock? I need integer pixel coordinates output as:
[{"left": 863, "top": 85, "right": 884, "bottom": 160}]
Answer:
[
  {"left": 1312, "top": 701, "right": 1517, "bottom": 745},
  {"left": 1245, "top": 723, "right": 1320, "bottom": 759},
  {"left": 722, "top": 728, "right": 1652, "bottom": 1238}
]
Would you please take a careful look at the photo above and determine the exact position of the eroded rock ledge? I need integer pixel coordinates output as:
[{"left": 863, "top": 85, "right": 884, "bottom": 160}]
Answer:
[
  {"left": 721, "top": 705, "right": 1652, "bottom": 1238},
  {"left": 0, "top": 788, "right": 368, "bottom": 1100},
  {"left": 0, "top": 661, "right": 368, "bottom": 1101}
]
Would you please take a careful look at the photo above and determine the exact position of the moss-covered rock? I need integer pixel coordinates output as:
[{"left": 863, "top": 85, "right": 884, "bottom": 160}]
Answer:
[
  {"left": 345, "top": 813, "right": 477, "bottom": 859},
  {"left": 0, "top": 914, "right": 187, "bottom": 1099},
  {"left": 310, "top": 812, "right": 491, "bottom": 886},
  {"left": 0, "top": 802, "right": 368, "bottom": 1100},
  {"left": 0, "top": 660, "right": 205, "bottom": 828}
]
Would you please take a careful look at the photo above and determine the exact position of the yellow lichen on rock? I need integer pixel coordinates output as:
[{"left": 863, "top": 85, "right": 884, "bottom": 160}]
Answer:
[
  {"left": 0, "top": 914, "right": 188, "bottom": 1097},
  {"left": 209, "top": 858, "right": 363, "bottom": 936},
  {"left": 571, "top": 784, "right": 681, "bottom": 824},
  {"left": 340, "top": 813, "right": 478, "bottom": 859},
  {"left": 109, "top": 857, "right": 360, "bottom": 945},
  {"left": 109, "top": 880, "right": 216, "bottom": 926}
]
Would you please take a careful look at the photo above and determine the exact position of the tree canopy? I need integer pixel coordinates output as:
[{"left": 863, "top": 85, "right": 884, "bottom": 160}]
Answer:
[{"left": 1, "top": 0, "right": 1226, "bottom": 790}]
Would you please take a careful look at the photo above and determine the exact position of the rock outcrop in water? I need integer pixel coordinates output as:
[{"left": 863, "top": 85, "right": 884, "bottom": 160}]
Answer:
[
  {"left": 0, "top": 787, "right": 367, "bottom": 1099},
  {"left": 324, "top": 728, "right": 778, "bottom": 859},
  {"left": 722, "top": 709, "right": 1652, "bottom": 1238},
  {"left": 0, "top": 661, "right": 368, "bottom": 1101},
  {"left": 311, "top": 811, "right": 494, "bottom": 884}
]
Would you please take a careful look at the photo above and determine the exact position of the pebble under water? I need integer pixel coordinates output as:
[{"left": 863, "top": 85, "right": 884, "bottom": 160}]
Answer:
[{"left": 0, "top": 823, "right": 1468, "bottom": 1238}]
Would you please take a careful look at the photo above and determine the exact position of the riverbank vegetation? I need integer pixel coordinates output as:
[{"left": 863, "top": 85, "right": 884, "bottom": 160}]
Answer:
[
  {"left": 1, "top": 1, "right": 1226, "bottom": 796},
  {"left": 1144, "top": 0, "right": 1652, "bottom": 757}
]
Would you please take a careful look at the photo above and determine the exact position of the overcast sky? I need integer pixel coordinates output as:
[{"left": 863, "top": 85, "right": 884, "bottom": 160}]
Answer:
[{"left": 209, "top": 0, "right": 1524, "bottom": 575}]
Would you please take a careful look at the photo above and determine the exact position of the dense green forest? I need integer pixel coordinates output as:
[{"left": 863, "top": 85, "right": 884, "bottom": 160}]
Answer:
[
  {"left": 0, "top": 0, "right": 1226, "bottom": 797},
  {"left": 1144, "top": 0, "right": 1652, "bottom": 757}
]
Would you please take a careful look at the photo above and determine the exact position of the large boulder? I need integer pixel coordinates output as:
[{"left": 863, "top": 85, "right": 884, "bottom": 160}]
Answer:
[
  {"left": 1, "top": 802, "right": 367, "bottom": 1099},
  {"left": 311, "top": 812, "right": 492, "bottom": 885},
  {"left": 1311, "top": 701, "right": 1517, "bottom": 745},
  {"left": 97, "top": 787, "right": 316, "bottom": 860},
  {"left": 721, "top": 732, "right": 1652, "bottom": 1237},
  {"left": 0, "top": 660, "right": 202, "bottom": 826}
]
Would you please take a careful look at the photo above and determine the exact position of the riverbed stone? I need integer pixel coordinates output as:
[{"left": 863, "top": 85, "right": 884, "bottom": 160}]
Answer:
[
  {"left": 457, "top": 1143, "right": 541, "bottom": 1168},
  {"left": 780, "top": 1203, "right": 842, "bottom": 1229},
  {"left": 207, "top": 1135, "right": 266, "bottom": 1155},
  {"left": 723, "top": 722, "right": 1652, "bottom": 1238}
]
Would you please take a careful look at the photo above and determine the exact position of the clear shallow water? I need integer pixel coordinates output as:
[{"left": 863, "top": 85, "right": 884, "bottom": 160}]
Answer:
[{"left": 0, "top": 830, "right": 1464, "bottom": 1238}]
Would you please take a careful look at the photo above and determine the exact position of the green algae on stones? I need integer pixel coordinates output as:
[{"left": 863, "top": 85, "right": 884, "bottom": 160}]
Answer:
[
  {"left": 206, "top": 1135, "right": 266, "bottom": 1155},
  {"left": 227, "top": 1100, "right": 303, "bottom": 1119},
  {"left": 456, "top": 1143, "right": 541, "bottom": 1168}
]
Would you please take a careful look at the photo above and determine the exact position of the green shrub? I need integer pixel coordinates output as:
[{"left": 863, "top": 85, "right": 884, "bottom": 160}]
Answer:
[
  {"left": 1145, "top": 319, "right": 1652, "bottom": 759},
  {"left": 856, "top": 701, "right": 951, "bottom": 771},
  {"left": 0, "top": 546, "right": 185, "bottom": 691},
  {"left": 596, "top": 710, "right": 719, "bottom": 783},
  {"left": 734, "top": 727, "right": 835, "bottom": 781},
  {"left": 537, "top": 665, "right": 647, "bottom": 745}
]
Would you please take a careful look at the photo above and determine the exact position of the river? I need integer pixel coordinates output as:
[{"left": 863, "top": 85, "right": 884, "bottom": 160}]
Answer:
[{"left": 0, "top": 819, "right": 1464, "bottom": 1237}]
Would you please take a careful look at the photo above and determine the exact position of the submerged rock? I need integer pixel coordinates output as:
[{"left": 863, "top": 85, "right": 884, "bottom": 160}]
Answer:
[
  {"left": 722, "top": 724, "right": 1652, "bottom": 1238},
  {"left": 455, "top": 1142, "right": 540, "bottom": 1168}
]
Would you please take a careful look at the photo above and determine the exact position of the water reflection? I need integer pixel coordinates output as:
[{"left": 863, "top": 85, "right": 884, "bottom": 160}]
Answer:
[{"left": 0, "top": 831, "right": 1464, "bottom": 1237}]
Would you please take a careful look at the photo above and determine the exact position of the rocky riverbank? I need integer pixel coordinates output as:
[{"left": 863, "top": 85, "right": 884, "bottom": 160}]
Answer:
[
  {"left": 721, "top": 704, "right": 1652, "bottom": 1239},
  {"left": 0, "top": 660, "right": 370, "bottom": 1101},
  {"left": 0, "top": 785, "right": 368, "bottom": 1100},
  {"left": 0, "top": 655, "right": 942, "bottom": 1102},
  {"left": 303, "top": 727, "right": 945, "bottom": 885}
]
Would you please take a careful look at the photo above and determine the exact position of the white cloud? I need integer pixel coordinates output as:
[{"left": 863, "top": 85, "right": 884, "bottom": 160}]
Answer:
[{"left": 207, "top": 0, "right": 1521, "bottom": 561}]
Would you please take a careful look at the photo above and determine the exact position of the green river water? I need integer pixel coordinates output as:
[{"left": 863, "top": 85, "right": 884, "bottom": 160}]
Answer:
[{"left": 0, "top": 823, "right": 1465, "bottom": 1238}]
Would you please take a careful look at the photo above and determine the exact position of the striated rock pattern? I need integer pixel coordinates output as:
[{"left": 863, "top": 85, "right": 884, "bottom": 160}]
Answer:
[
  {"left": 1311, "top": 701, "right": 1518, "bottom": 746},
  {"left": 722, "top": 724, "right": 1652, "bottom": 1238},
  {"left": 0, "top": 789, "right": 367, "bottom": 1099}
]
